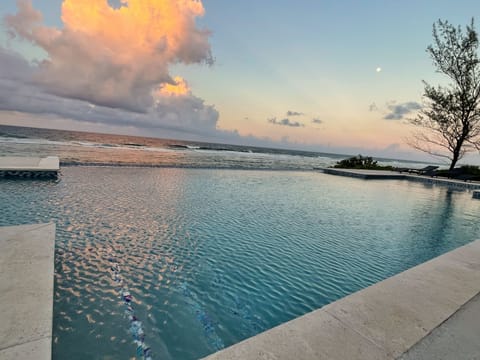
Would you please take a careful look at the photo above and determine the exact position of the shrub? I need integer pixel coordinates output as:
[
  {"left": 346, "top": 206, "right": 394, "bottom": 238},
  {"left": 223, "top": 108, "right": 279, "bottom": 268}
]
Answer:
[
  {"left": 460, "top": 165, "right": 480, "bottom": 175},
  {"left": 333, "top": 155, "right": 394, "bottom": 170}
]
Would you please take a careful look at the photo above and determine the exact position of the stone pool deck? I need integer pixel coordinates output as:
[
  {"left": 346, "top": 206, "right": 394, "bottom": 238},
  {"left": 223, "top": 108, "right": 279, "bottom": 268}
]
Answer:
[
  {"left": 399, "top": 292, "right": 480, "bottom": 360},
  {"left": 322, "top": 168, "right": 480, "bottom": 191},
  {"left": 0, "top": 223, "right": 56, "bottom": 360},
  {"left": 203, "top": 239, "right": 480, "bottom": 360},
  {"left": 0, "top": 156, "right": 59, "bottom": 179}
]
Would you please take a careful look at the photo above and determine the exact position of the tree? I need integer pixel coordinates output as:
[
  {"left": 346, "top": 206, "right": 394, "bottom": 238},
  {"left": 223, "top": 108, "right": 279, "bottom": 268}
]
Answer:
[{"left": 410, "top": 19, "right": 480, "bottom": 170}]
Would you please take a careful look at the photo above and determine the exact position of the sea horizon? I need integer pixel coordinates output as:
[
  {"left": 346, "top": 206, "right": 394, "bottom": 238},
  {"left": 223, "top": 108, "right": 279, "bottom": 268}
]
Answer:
[{"left": 0, "top": 124, "right": 436, "bottom": 170}]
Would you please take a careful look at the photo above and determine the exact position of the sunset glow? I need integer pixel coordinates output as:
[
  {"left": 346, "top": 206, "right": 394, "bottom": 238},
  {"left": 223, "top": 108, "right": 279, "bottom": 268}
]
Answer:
[
  {"left": 158, "top": 77, "right": 191, "bottom": 97},
  {"left": 1, "top": 0, "right": 480, "bottom": 162},
  {"left": 61, "top": 0, "right": 206, "bottom": 62}
]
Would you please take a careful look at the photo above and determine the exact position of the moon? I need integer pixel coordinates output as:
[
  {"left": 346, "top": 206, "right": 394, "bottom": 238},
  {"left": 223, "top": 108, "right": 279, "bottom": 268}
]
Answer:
[{"left": 376, "top": 67, "right": 382, "bottom": 73}]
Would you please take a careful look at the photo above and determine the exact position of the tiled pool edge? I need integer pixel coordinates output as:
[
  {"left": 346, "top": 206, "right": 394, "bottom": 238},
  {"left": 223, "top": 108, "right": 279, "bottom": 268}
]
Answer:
[
  {"left": 203, "top": 239, "right": 480, "bottom": 360},
  {"left": 0, "top": 223, "right": 55, "bottom": 360}
]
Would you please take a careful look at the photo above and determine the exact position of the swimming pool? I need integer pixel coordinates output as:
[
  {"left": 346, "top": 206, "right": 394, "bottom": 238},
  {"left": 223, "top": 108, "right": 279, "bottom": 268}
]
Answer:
[{"left": 1, "top": 167, "right": 478, "bottom": 359}]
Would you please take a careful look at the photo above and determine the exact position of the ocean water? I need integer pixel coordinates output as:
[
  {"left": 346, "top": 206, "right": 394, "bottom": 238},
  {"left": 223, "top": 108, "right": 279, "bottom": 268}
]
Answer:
[
  {"left": 1, "top": 165, "right": 479, "bottom": 359},
  {"left": 0, "top": 125, "right": 432, "bottom": 170}
]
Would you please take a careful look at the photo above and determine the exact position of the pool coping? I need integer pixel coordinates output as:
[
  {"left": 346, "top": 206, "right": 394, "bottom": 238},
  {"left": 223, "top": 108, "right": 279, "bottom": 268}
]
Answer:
[
  {"left": 398, "top": 291, "right": 480, "bottom": 359},
  {"left": 0, "top": 156, "right": 59, "bottom": 179},
  {"left": 202, "top": 239, "right": 480, "bottom": 359},
  {"left": 0, "top": 156, "right": 59, "bottom": 171},
  {"left": 321, "top": 168, "right": 480, "bottom": 191},
  {"left": 0, "top": 223, "right": 56, "bottom": 360}
]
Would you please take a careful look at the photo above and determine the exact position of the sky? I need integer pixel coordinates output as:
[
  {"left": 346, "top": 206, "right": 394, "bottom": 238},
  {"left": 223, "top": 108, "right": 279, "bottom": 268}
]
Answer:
[{"left": 1, "top": 0, "right": 480, "bottom": 163}]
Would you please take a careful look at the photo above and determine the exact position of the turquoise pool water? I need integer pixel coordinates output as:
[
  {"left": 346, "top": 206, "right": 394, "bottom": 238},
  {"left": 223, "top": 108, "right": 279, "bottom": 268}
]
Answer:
[{"left": 1, "top": 167, "right": 479, "bottom": 359}]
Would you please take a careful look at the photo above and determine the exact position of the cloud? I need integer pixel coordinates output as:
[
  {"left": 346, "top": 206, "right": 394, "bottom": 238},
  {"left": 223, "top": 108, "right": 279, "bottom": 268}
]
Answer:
[
  {"left": 369, "top": 102, "right": 378, "bottom": 112},
  {"left": 384, "top": 101, "right": 421, "bottom": 120},
  {"left": 0, "top": 0, "right": 227, "bottom": 140},
  {"left": 286, "top": 110, "right": 303, "bottom": 116},
  {"left": 312, "top": 118, "right": 323, "bottom": 124},
  {"left": 268, "top": 117, "right": 304, "bottom": 127},
  {"left": 108, "top": 0, "right": 128, "bottom": 10},
  {"left": 0, "top": 46, "right": 219, "bottom": 136},
  {"left": 5, "top": 0, "right": 213, "bottom": 112}
]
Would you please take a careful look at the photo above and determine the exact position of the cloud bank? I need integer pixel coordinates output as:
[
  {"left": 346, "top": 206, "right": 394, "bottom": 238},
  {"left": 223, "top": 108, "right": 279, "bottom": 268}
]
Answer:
[{"left": 0, "top": 48, "right": 219, "bottom": 136}]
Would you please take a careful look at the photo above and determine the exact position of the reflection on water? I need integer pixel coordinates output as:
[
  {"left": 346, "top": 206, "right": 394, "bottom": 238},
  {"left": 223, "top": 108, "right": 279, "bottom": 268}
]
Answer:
[
  {"left": 0, "top": 167, "right": 479, "bottom": 359},
  {"left": 402, "top": 187, "right": 471, "bottom": 265}
]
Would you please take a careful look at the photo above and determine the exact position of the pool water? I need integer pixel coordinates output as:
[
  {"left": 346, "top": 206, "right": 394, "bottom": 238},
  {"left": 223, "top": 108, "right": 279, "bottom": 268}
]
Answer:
[{"left": 1, "top": 167, "right": 479, "bottom": 359}]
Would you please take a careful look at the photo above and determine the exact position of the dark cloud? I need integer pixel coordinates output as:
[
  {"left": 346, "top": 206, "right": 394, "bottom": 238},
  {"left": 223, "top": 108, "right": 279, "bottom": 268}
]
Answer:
[
  {"left": 286, "top": 110, "right": 303, "bottom": 116},
  {"left": 384, "top": 101, "right": 421, "bottom": 120},
  {"left": 268, "top": 117, "right": 304, "bottom": 127},
  {"left": 312, "top": 118, "right": 323, "bottom": 124}
]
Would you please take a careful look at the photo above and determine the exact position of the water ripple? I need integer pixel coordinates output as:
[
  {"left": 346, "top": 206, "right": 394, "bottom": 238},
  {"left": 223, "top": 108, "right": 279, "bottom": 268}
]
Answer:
[{"left": 1, "top": 168, "right": 479, "bottom": 359}]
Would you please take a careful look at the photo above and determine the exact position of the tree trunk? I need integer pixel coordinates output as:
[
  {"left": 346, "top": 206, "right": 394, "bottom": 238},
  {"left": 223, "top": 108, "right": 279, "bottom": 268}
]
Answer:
[
  {"left": 449, "top": 155, "right": 459, "bottom": 171},
  {"left": 449, "top": 143, "right": 462, "bottom": 170}
]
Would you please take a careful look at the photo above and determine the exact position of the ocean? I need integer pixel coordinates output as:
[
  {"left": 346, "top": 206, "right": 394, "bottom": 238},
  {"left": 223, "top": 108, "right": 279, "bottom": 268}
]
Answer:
[{"left": 0, "top": 125, "right": 431, "bottom": 170}]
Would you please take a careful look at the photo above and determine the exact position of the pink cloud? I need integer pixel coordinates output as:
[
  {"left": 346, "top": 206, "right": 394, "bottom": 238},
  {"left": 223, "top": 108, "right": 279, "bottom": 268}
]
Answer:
[{"left": 5, "top": 0, "right": 213, "bottom": 112}]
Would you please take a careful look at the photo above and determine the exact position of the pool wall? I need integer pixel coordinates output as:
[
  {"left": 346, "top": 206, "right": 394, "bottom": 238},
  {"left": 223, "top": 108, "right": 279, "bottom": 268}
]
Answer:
[{"left": 203, "top": 239, "right": 480, "bottom": 360}]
